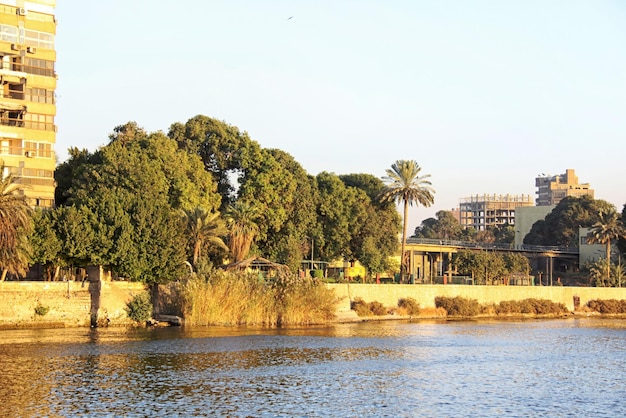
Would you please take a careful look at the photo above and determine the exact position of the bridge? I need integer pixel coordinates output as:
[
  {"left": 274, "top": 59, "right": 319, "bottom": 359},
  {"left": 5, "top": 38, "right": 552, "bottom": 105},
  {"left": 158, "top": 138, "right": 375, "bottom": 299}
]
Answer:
[{"left": 404, "top": 238, "right": 579, "bottom": 285}]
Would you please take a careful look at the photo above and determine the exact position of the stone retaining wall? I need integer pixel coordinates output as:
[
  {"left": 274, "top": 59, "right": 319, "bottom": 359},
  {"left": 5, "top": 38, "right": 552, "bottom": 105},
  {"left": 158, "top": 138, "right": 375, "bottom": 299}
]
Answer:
[
  {"left": 328, "top": 283, "right": 626, "bottom": 312},
  {"left": 0, "top": 280, "right": 147, "bottom": 327},
  {"left": 3, "top": 281, "right": 626, "bottom": 328}
]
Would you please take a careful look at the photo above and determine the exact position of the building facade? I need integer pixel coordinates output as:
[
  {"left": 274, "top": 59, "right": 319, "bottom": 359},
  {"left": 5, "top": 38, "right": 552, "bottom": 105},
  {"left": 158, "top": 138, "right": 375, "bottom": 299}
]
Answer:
[
  {"left": 459, "top": 193, "right": 534, "bottom": 231},
  {"left": 535, "top": 169, "right": 593, "bottom": 206},
  {"left": 0, "top": 1, "right": 56, "bottom": 207}
]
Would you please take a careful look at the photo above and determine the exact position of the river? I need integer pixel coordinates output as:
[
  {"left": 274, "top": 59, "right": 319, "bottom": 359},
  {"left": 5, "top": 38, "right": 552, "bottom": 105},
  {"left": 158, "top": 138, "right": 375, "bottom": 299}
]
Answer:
[{"left": 0, "top": 318, "right": 625, "bottom": 417}]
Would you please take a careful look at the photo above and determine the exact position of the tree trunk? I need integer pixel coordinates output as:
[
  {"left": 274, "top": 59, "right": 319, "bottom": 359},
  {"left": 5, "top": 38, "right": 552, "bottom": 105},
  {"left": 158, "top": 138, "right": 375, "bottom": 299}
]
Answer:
[
  {"left": 401, "top": 200, "right": 409, "bottom": 282},
  {"left": 607, "top": 240, "right": 611, "bottom": 283}
]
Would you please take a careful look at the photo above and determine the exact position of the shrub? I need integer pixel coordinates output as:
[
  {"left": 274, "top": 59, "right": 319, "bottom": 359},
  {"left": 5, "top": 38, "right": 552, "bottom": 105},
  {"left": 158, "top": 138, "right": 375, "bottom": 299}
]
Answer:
[
  {"left": 350, "top": 298, "right": 388, "bottom": 316},
  {"left": 351, "top": 297, "right": 372, "bottom": 316},
  {"left": 495, "top": 299, "right": 568, "bottom": 316},
  {"left": 587, "top": 299, "right": 626, "bottom": 314},
  {"left": 435, "top": 296, "right": 481, "bottom": 317},
  {"left": 34, "top": 303, "right": 50, "bottom": 316},
  {"left": 369, "top": 301, "right": 387, "bottom": 316},
  {"left": 126, "top": 292, "right": 153, "bottom": 323},
  {"left": 398, "top": 297, "right": 420, "bottom": 315}
]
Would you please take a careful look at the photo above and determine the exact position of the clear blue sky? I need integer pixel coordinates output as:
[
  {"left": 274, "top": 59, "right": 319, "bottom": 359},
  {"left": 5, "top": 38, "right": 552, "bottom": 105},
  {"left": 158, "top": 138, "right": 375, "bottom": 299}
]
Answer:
[{"left": 55, "top": 1, "right": 626, "bottom": 232}]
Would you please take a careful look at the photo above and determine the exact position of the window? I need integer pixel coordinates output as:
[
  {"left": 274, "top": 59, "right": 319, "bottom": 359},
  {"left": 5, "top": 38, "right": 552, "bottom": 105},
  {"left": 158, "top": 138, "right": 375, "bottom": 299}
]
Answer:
[
  {"left": 25, "top": 87, "right": 54, "bottom": 104},
  {"left": 24, "top": 113, "right": 55, "bottom": 131}
]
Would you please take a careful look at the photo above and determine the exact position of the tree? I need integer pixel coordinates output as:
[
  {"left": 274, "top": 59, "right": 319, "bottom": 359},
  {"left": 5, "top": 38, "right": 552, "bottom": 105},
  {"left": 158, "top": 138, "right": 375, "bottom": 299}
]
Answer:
[
  {"left": 339, "top": 173, "right": 401, "bottom": 276},
  {"left": 413, "top": 210, "right": 462, "bottom": 240},
  {"left": 54, "top": 122, "right": 220, "bottom": 283},
  {"left": 168, "top": 115, "right": 258, "bottom": 209},
  {"left": 524, "top": 196, "right": 613, "bottom": 247},
  {"left": 488, "top": 223, "right": 515, "bottom": 245},
  {"left": 0, "top": 164, "right": 32, "bottom": 281},
  {"left": 586, "top": 207, "right": 626, "bottom": 283},
  {"left": 379, "top": 160, "right": 434, "bottom": 280},
  {"left": 183, "top": 207, "right": 228, "bottom": 267},
  {"left": 29, "top": 209, "right": 62, "bottom": 280},
  {"left": 226, "top": 201, "right": 261, "bottom": 262}
]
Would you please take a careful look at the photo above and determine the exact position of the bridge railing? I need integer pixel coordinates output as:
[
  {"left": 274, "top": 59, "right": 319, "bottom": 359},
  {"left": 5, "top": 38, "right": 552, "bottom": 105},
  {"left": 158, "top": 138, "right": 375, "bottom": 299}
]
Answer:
[{"left": 406, "top": 238, "right": 578, "bottom": 254}]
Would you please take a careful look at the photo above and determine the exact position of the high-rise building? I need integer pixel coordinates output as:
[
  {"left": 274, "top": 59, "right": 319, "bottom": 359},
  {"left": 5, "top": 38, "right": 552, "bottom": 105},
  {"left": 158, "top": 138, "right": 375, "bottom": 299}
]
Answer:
[
  {"left": 459, "top": 194, "right": 534, "bottom": 231},
  {"left": 535, "top": 169, "right": 593, "bottom": 206},
  {"left": 0, "top": 1, "right": 56, "bottom": 207}
]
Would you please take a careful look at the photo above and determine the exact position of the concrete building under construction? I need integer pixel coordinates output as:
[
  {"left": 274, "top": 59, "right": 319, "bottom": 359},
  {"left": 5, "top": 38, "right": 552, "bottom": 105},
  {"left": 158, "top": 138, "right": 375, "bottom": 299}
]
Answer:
[{"left": 459, "top": 193, "right": 534, "bottom": 231}]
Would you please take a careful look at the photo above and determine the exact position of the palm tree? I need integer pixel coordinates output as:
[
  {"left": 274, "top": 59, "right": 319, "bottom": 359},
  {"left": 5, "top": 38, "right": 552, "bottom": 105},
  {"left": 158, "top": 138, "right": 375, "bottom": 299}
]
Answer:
[
  {"left": 586, "top": 207, "right": 626, "bottom": 284},
  {"left": 379, "top": 160, "right": 434, "bottom": 281},
  {"left": 226, "top": 201, "right": 260, "bottom": 262},
  {"left": 182, "top": 207, "right": 228, "bottom": 267},
  {"left": 0, "top": 165, "right": 32, "bottom": 281}
]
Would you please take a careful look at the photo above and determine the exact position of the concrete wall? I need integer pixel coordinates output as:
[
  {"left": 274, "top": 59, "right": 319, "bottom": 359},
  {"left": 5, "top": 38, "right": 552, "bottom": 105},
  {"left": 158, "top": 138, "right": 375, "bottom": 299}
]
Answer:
[
  {"left": 328, "top": 283, "right": 626, "bottom": 312},
  {"left": 0, "top": 280, "right": 147, "bottom": 327}
]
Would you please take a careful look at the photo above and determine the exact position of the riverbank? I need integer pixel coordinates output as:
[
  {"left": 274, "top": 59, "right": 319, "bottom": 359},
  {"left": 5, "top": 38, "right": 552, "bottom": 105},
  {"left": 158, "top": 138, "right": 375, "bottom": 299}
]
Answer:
[{"left": 3, "top": 280, "right": 626, "bottom": 329}]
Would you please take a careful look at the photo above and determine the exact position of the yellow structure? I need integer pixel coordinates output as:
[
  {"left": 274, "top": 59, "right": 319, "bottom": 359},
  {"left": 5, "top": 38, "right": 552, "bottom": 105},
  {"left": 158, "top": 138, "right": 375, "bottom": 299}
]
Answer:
[
  {"left": 535, "top": 169, "right": 594, "bottom": 206},
  {"left": 0, "top": 1, "right": 56, "bottom": 207}
]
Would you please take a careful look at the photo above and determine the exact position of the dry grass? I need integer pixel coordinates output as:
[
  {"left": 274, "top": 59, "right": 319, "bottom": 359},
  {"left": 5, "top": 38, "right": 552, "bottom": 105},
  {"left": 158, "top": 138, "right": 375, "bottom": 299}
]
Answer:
[{"left": 180, "top": 270, "right": 338, "bottom": 326}]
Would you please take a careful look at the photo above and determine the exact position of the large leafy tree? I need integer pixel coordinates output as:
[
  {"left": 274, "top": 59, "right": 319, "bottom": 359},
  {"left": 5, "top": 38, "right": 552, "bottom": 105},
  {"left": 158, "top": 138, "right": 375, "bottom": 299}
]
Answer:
[
  {"left": 379, "top": 160, "right": 434, "bottom": 279},
  {"left": 339, "top": 173, "right": 401, "bottom": 275},
  {"left": 169, "top": 115, "right": 258, "bottom": 208},
  {"left": 169, "top": 116, "right": 318, "bottom": 270},
  {"left": 524, "top": 196, "right": 613, "bottom": 247},
  {"left": 29, "top": 209, "right": 62, "bottom": 280},
  {"left": 0, "top": 165, "right": 32, "bottom": 281},
  {"left": 55, "top": 122, "right": 220, "bottom": 283},
  {"left": 453, "top": 250, "right": 514, "bottom": 285},
  {"left": 315, "top": 172, "right": 362, "bottom": 262},
  {"left": 413, "top": 210, "right": 462, "bottom": 240},
  {"left": 586, "top": 206, "right": 626, "bottom": 283}
]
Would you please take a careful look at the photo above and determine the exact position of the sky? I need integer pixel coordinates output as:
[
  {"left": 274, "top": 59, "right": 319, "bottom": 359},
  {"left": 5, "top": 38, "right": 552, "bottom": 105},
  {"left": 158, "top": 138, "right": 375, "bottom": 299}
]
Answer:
[{"left": 54, "top": 1, "right": 626, "bottom": 233}]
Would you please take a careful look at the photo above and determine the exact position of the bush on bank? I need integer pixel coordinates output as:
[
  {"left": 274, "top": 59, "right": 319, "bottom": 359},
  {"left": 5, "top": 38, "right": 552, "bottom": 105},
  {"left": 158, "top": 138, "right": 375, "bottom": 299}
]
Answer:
[
  {"left": 180, "top": 269, "right": 338, "bottom": 326},
  {"left": 586, "top": 299, "right": 626, "bottom": 314},
  {"left": 126, "top": 292, "right": 153, "bottom": 323},
  {"left": 350, "top": 297, "right": 421, "bottom": 317}
]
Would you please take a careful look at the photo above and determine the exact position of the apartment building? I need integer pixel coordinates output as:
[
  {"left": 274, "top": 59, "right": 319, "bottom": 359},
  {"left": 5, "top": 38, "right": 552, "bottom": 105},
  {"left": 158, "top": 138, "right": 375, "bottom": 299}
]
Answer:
[
  {"left": 459, "top": 193, "right": 534, "bottom": 231},
  {"left": 535, "top": 169, "right": 593, "bottom": 206},
  {"left": 0, "top": 1, "right": 56, "bottom": 207}
]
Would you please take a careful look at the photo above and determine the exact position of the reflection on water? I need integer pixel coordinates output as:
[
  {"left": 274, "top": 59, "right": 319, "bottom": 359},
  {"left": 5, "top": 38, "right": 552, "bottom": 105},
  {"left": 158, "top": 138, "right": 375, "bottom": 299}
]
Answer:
[{"left": 1, "top": 319, "right": 625, "bottom": 417}]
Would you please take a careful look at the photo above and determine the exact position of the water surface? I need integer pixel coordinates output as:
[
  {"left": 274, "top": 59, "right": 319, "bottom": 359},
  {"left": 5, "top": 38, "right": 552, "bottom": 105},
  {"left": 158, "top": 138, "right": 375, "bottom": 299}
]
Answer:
[{"left": 1, "top": 318, "right": 624, "bottom": 417}]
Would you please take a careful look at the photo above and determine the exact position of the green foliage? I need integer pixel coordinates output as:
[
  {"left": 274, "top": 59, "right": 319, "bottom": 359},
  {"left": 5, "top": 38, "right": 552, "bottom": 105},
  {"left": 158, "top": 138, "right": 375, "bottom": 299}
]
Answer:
[
  {"left": 435, "top": 296, "right": 481, "bottom": 317},
  {"left": 0, "top": 164, "right": 32, "bottom": 279},
  {"left": 524, "top": 196, "right": 614, "bottom": 247},
  {"left": 183, "top": 207, "right": 228, "bottom": 267},
  {"left": 379, "top": 160, "right": 435, "bottom": 277},
  {"left": 311, "top": 269, "right": 324, "bottom": 278},
  {"left": 29, "top": 209, "right": 63, "bottom": 280},
  {"left": 34, "top": 302, "right": 49, "bottom": 316},
  {"left": 587, "top": 299, "right": 626, "bottom": 314},
  {"left": 53, "top": 122, "right": 216, "bottom": 283},
  {"left": 413, "top": 210, "right": 463, "bottom": 240},
  {"left": 584, "top": 258, "right": 626, "bottom": 287},
  {"left": 398, "top": 297, "right": 420, "bottom": 315},
  {"left": 125, "top": 292, "right": 154, "bottom": 322},
  {"left": 453, "top": 250, "right": 529, "bottom": 285}
]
